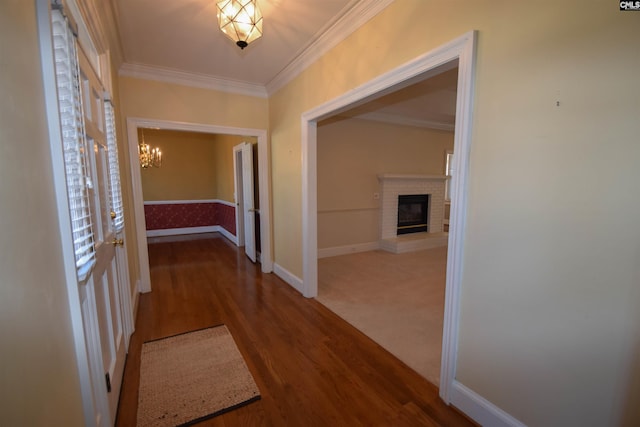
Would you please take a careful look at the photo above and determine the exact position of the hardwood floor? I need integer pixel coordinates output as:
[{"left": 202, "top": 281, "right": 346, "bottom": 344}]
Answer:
[{"left": 115, "top": 233, "right": 475, "bottom": 426}]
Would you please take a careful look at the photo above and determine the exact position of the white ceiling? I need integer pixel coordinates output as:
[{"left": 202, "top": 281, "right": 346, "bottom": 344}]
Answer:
[
  {"left": 112, "top": 0, "right": 358, "bottom": 86},
  {"left": 111, "top": 0, "right": 457, "bottom": 128},
  {"left": 337, "top": 67, "right": 458, "bottom": 129}
]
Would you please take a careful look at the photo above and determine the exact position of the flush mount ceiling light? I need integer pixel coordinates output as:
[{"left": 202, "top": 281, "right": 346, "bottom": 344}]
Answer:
[{"left": 217, "top": 0, "right": 263, "bottom": 50}]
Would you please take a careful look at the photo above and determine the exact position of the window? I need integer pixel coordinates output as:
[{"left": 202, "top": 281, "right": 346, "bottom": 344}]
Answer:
[
  {"left": 445, "top": 150, "right": 454, "bottom": 202},
  {"left": 105, "top": 100, "right": 124, "bottom": 232},
  {"left": 52, "top": 8, "right": 96, "bottom": 279}
]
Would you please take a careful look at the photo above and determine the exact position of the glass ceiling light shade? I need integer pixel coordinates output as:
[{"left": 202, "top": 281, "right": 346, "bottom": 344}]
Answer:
[{"left": 217, "top": 0, "right": 263, "bottom": 49}]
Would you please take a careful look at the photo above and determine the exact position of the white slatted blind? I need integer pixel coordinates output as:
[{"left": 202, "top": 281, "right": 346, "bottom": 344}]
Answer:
[
  {"left": 52, "top": 8, "right": 96, "bottom": 279},
  {"left": 105, "top": 100, "right": 124, "bottom": 232}
]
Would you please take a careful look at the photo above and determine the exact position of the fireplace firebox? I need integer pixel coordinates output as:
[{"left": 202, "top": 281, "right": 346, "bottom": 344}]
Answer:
[{"left": 397, "top": 194, "right": 429, "bottom": 235}]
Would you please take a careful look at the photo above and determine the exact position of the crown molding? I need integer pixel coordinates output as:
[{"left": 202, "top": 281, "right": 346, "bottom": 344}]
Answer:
[
  {"left": 118, "top": 63, "right": 268, "bottom": 98},
  {"left": 105, "top": 0, "right": 126, "bottom": 65},
  {"left": 265, "top": 0, "right": 395, "bottom": 96},
  {"left": 117, "top": 0, "right": 393, "bottom": 99},
  {"left": 355, "top": 111, "right": 455, "bottom": 131}
]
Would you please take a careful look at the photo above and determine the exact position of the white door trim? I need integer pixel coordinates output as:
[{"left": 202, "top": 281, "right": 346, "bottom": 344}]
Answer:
[
  {"left": 233, "top": 144, "right": 246, "bottom": 248},
  {"left": 126, "top": 119, "right": 273, "bottom": 293},
  {"left": 301, "top": 31, "right": 477, "bottom": 405},
  {"left": 241, "top": 142, "right": 257, "bottom": 262},
  {"left": 234, "top": 142, "right": 258, "bottom": 262}
]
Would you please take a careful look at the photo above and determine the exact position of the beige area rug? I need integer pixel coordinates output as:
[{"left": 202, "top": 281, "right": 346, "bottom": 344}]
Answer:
[
  {"left": 137, "top": 325, "right": 261, "bottom": 427},
  {"left": 317, "top": 247, "right": 447, "bottom": 386}
]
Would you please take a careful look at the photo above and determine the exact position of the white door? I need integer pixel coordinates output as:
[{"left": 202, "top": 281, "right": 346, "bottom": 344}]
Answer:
[
  {"left": 241, "top": 142, "right": 257, "bottom": 262},
  {"left": 77, "top": 48, "right": 126, "bottom": 425}
]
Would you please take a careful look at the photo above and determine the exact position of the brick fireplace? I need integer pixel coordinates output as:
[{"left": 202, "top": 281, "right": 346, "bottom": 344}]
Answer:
[{"left": 377, "top": 174, "right": 447, "bottom": 253}]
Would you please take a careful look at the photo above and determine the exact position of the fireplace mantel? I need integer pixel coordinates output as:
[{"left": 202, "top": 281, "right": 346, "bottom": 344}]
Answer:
[
  {"left": 378, "top": 174, "right": 447, "bottom": 182},
  {"left": 378, "top": 173, "right": 447, "bottom": 252}
]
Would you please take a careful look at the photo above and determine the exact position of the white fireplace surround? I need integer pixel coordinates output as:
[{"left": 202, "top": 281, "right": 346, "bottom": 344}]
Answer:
[{"left": 378, "top": 174, "right": 447, "bottom": 240}]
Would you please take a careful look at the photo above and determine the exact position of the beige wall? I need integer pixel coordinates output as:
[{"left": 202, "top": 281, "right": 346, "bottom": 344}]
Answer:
[
  {"left": 269, "top": 1, "right": 640, "bottom": 425},
  {"left": 118, "top": 76, "right": 268, "bottom": 295},
  {"left": 0, "top": 1, "right": 85, "bottom": 425},
  {"left": 214, "top": 134, "right": 257, "bottom": 203},
  {"left": 140, "top": 129, "right": 254, "bottom": 202},
  {"left": 317, "top": 117, "right": 453, "bottom": 248},
  {"left": 140, "top": 129, "right": 217, "bottom": 201},
  {"left": 13, "top": 0, "right": 639, "bottom": 425},
  {"left": 118, "top": 77, "right": 269, "bottom": 129}
]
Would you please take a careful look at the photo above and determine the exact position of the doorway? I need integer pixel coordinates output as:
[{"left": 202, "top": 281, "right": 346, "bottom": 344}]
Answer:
[
  {"left": 234, "top": 141, "right": 259, "bottom": 263},
  {"left": 127, "top": 119, "right": 273, "bottom": 294},
  {"left": 301, "top": 31, "right": 477, "bottom": 403},
  {"left": 315, "top": 65, "right": 458, "bottom": 386}
]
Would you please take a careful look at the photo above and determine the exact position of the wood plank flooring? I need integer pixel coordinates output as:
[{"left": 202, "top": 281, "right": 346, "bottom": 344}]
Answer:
[{"left": 115, "top": 233, "right": 475, "bottom": 426}]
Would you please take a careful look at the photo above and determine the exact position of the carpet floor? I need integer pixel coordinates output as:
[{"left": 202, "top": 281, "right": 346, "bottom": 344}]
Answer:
[{"left": 317, "top": 246, "right": 446, "bottom": 386}]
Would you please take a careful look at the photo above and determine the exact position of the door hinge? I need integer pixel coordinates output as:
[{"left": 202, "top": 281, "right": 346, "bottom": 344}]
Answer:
[{"left": 105, "top": 372, "right": 112, "bottom": 393}]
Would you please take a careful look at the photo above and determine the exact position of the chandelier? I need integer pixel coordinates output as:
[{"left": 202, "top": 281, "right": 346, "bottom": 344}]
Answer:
[
  {"left": 217, "top": 0, "right": 263, "bottom": 50},
  {"left": 138, "top": 129, "right": 162, "bottom": 169}
]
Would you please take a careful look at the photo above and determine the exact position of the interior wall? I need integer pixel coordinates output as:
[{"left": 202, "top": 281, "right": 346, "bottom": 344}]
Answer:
[
  {"left": 214, "top": 134, "right": 257, "bottom": 203},
  {"left": 317, "top": 117, "right": 453, "bottom": 249},
  {"left": 139, "top": 130, "right": 256, "bottom": 203},
  {"left": 118, "top": 77, "right": 269, "bottom": 129},
  {"left": 268, "top": 0, "right": 640, "bottom": 425},
  {"left": 140, "top": 129, "right": 218, "bottom": 201},
  {"left": 118, "top": 76, "right": 269, "bottom": 295},
  {"left": 0, "top": 1, "right": 85, "bottom": 424}
]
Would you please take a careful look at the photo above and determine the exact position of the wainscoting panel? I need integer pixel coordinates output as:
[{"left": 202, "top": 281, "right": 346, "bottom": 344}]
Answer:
[{"left": 144, "top": 200, "right": 236, "bottom": 237}]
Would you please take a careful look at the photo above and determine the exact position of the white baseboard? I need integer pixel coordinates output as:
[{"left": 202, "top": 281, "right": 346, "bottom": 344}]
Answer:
[
  {"left": 450, "top": 381, "right": 526, "bottom": 427},
  {"left": 216, "top": 226, "right": 238, "bottom": 245},
  {"left": 146, "top": 226, "right": 218, "bottom": 237},
  {"left": 318, "top": 241, "right": 381, "bottom": 259},
  {"left": 146, "top": 225, "right": 238, "bottom": 245},
  {"left": 138, "top": 272, "right": 151, "bottom": 294},
  {"left": 273, "top": 263, "right": 304, "bottom": 295}
]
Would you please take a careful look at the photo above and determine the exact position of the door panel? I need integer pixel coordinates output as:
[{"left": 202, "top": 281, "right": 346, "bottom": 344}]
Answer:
[
  {"left": 241, "top": 142, "right": 256, "bottom": 262},
  {"left": 79, "top": 278, "right": 108, "bottom": 427},
  {"left": 92, "top": 261, "right": 125, "bottom": 417},
  {"left": 77, "top": 46, "right": 126, "bottom": 424}
]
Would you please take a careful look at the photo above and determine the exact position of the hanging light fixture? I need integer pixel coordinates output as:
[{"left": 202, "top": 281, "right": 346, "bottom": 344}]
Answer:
[
  {"left": 216, "top": 0, "right": 263, "bottom": 50},
  {"left": 138, "top": 129, "right": 162, "bottom": 169}
]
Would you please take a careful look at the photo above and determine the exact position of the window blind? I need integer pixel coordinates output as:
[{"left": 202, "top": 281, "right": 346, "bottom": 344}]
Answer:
[
  {"left": 52, "top": 8, "right": 96, "bottom": 279},
  {"left": 105, "top": 100, "right": 124, "bottom": 232}
]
